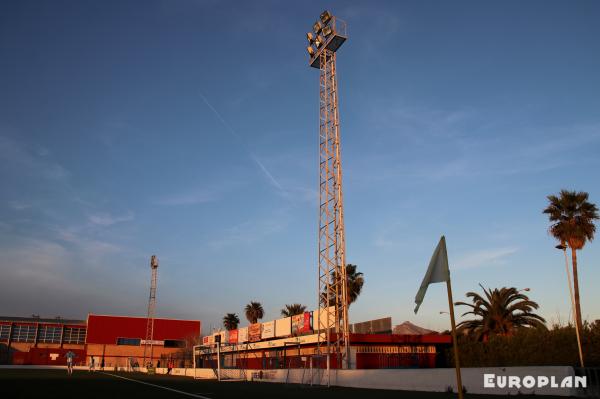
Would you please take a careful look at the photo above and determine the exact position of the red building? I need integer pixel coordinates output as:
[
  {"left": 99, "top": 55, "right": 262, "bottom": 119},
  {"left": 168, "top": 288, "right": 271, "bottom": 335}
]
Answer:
[
  {"left": 86, "top": 314, "right": 201, "bottom": 368},
  {"left": 0, "top": 314, "right": 201, "bottom": 368}
]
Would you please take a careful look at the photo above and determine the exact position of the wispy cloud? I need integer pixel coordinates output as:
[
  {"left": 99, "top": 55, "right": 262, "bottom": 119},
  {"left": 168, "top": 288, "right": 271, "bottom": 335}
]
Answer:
[
  {"left": 88, "top": 211, "right": 134, "bottom": 226},
  {"left": 154, "top": 181, "right": 244, "bottom": 206},
  {"left": 453, "top": 247, "right": 519, "bottom": 270},
  {"left": 154, "top": 191, "right": 218, "bottom": 206},
  {"left": 0, "top": 135, "right": 70, "bottom": 181},
  {"left": 8, "top": 200, "right": 32, "bottom": 211},
  {"left": 207, "top": 216, "right": 288, "bottom": 250}
]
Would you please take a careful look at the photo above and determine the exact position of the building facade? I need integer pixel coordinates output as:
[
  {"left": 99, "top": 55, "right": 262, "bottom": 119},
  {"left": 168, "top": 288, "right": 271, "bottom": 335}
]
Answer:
[{"left": 0, "top": 314, "right": 201, "bottom": 368}]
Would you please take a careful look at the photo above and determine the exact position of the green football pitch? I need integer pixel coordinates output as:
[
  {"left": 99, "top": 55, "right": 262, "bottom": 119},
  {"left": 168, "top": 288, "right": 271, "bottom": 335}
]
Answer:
[{"left": 0, "top": 369, "right": 574, "bottom": 399}]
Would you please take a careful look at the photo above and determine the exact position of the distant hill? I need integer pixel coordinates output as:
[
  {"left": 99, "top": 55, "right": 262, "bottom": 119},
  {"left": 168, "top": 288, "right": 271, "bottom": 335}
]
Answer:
[{"left": 393, "top": 321, "right": 437, "bottom": 335}]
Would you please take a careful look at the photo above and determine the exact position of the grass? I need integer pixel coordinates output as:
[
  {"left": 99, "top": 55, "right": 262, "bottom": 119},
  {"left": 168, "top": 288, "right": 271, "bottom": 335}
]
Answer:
[{"left": 0, "top": 369, "right": 574, "bottom": 399}]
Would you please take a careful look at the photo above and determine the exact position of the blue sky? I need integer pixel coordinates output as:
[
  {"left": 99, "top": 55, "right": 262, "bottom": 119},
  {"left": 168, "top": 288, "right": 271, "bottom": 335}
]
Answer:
[{"left": 1, "top": 0, "right": 599, "bottom": 333}]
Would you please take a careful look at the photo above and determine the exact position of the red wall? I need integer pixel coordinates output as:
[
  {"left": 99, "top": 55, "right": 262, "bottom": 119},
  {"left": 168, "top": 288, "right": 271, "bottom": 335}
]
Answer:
[
  {"left": 12, "top": 348, "right": 87, "bottom": 366},
  {"left": 86, "top": 315, "right": 200, "bottom": 344}
]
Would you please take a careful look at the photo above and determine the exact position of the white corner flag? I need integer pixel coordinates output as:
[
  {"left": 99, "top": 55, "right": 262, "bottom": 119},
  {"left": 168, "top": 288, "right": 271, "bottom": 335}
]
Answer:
[{"left": 414, "top": 236, "right": 450, "bottom": 314}]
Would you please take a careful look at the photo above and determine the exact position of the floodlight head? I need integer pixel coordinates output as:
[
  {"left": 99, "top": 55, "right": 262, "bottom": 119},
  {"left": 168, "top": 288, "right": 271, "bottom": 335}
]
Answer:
[
  {"left": 307, "top": 32, "right": 315, "bottom": 43},
  {"left": 307, "top": 46, "right": 315, "bottom": 56},
  {"left": 322, "top": 25, "right": 333, "bottom": 37},
  {"left": 313, "top": 21, "right": 323, "bottom": 33},
  {"left": 320, "top": 10, "right": 332, "bottom": 24},
  {"left": 315, "top": 35, "right": 324, "bottom": 48},
  {"left": 150, "top": 255, "right": 158, "bottom": 269}
]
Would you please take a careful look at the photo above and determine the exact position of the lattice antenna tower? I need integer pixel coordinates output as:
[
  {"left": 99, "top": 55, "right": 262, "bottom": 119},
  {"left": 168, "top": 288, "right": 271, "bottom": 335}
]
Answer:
[
  {"left": 143, "top": 255, "right": 159, "bottom": 366},
  {"left": 306, "top": 10, "right": 350, "bottom": 370}
]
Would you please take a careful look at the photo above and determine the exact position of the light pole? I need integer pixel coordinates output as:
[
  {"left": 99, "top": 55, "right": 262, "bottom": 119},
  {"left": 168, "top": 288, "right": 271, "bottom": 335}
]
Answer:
[
  {"left": 306, "top": 10, "right": 351, "bottom": 374},
  {"left": 556, "top": 243, "right": 584, "bottom": 367}
]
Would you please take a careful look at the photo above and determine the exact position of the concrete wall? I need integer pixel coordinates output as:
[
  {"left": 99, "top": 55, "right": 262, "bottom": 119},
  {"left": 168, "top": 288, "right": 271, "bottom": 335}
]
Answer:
[{"left": 246, "top": 367, "right": 580, "bottom": 397}]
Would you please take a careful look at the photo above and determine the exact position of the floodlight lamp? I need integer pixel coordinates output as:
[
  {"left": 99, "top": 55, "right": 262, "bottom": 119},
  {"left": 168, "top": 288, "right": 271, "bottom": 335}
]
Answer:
[
  {"left": 307, "top": 46, "right": 315, "bottom": 56},
  {"left": 315, "top": 35, "right": 324, "bottom": 48},
  {"left": 307, "top": 32, "right": 315, "bottom": 43},
  {"left": 313, "top": 21, "right": 323, "bottom": 33},
  {"left": 322, "top": 26, "right": 333, "bottom": 37},
  {"left": 320, "top": 11, "right": 332, "bottom": 24}
]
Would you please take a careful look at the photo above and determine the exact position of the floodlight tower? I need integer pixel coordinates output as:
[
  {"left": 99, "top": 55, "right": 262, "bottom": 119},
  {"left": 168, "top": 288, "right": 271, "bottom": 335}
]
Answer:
[
  {"left": 306, "top": 11, "right": 350, "bottom": 370},
  {"left": 143, "top": 255, "right": 159, "bottom": 366}
]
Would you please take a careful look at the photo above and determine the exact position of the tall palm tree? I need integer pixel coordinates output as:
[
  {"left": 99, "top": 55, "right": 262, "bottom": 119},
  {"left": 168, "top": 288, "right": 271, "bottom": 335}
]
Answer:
[
  {"left": 544, "top": 190, "right": 598, "bottom": 338},
  {"left": 244, "top": 301, "right": 264, "bottom": 324},
  {"left": 321, "top": 264, "right": 365, "bottom": 306},
  {"left": 345, "top": 264, "right": 364, "bottom": 304},
  {"left": 455, "top": 285, "right": 546, "bottom": 341},
  {"left": 222, "top": 313, "right": 240, "bottom": 330},
  {"left": 280, "top": 304, "right": 307, "bottom": 317}
]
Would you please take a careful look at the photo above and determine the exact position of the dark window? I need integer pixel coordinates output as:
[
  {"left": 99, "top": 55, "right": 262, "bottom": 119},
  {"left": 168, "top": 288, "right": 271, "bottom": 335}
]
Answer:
[
  {"left": 117, "top": 337, "right": 141, "bottom": 346},
  {"left": 63, "top": 327, "right": 86, "bottom": 344},
  {"left": 0, "top": 325, "right": 10, "bottom": 341},
  {"left": 11, "top": 325, "right": 36, "bottom": 342},
  {"left": 38, "top": 326, "right": 62, "bottom": 343},
  {"left": 164, "top": 339, "right": 185, "bottom": 348}
]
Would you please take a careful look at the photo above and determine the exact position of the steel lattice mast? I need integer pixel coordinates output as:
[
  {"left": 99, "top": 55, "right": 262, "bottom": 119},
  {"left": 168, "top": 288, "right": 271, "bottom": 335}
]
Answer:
[
  {"left": 143, "top": 255, "right": 158, "bottom": 366},
  {"left": 306, "top": 11, "right": 350, "bottom": 370}
]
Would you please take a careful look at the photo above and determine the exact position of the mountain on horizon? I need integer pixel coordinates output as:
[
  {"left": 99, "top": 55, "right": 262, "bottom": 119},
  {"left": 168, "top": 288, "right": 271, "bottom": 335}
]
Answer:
[{"left": 393, "top": 321, "right": 437, "bottom": 335}]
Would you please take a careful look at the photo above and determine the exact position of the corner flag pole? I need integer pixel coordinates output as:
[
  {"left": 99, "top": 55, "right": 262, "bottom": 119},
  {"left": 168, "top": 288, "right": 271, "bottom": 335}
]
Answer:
[
  {"left": 446, "top": 279, "right": 464, "bottom": 399},
  {"left": 414, "top": 236, "right": 463, "bottom": 399}
]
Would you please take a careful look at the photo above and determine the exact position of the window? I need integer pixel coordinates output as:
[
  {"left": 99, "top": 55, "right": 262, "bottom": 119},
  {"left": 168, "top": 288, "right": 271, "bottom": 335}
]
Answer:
[
  {"left": 164, "top": 339, "right": 185, "bottom": 348},
  {"left": 0, "top": 325, "right": 10, "bottom": 341},
  {"left": 117, "top": 337, "right": 141, "bottom": 346},
  {"left": 11, "top": 325, "right": 36, "bottom": 342},
  {"left": 38, "top": 326, "right": 62, "bottom": 343},
  {"left": 63, "top": 327, "right": 86, "bottom": 344}
]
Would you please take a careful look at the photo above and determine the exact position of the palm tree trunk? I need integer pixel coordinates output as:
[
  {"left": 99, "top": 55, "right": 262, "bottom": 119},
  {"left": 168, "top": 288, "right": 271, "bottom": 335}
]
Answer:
[{"left": 571, "top": 247, "right": 585, "bottom": 364}]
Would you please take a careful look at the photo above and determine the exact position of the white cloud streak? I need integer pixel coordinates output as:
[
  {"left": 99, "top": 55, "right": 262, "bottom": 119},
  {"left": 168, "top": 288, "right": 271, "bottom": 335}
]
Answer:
[
  {"left": 88, "top": 211, "right": 134, "bottom": 226},
  {"left": 453, "top": 247, "right": 519, "bottom": 270},
  {"left": 199, "top": 92, "right": 284, "bottom": 192}
]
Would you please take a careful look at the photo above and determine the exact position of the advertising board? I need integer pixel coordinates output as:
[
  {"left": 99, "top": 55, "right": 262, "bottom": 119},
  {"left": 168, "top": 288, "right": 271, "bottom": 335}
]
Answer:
[
  {"left": 248, "top": 323, "right": 262, "bottom": 342},
  {"left": 291, "top": 312, "right": 312, "bottom": 335},
  {"left": 228, "top": 329, "right": 238, "bottom": 344},
  {"left": 261, "top": 321, "right": 275, "bottom": 339},
  {"left": 275, "top": 317, "right": 291, "bottom": 337},
  {"left": 238, "top": 327, "right": 248, "bottom": 343}
]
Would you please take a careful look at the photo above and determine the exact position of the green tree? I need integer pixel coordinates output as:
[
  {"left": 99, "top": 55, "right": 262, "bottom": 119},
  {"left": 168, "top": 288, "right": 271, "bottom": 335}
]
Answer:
[
  {"left": 222, "top": 313, "right": 240, "bottom": 330},
  {"left": 280, "top": 304, "right": 307, "bottom": 317},
  {"left": 455, "top": 285, "right": 546, "bottom": 341},
  {"left": 543, "top": 190, "right": 598, "bottom": 342},
  {"left": 244, "top": 301, "right": 264, "bottom": 324}
]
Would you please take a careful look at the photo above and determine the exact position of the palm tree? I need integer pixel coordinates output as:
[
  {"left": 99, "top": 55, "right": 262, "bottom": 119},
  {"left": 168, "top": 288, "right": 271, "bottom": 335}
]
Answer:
[
  {"left": 244, "top": 301, "right": 264, "bottom": 324},
  {"left": 280, "top": 304, "right": 307, "bottom": 317},
  {"left": 345, "top": 264, "right": 364, "bottom": 304},
  {"left": 543, "top": 190, "right": 598, "bottom": 337},
  {"left": 455, "top": 285, "right": 546, "bottom": 341},
  {"left": 222, "top": 313, "right": 240, "bottom": 330},
  {"left": 321, "top": 264, "right": 365, "bottom": 306}
]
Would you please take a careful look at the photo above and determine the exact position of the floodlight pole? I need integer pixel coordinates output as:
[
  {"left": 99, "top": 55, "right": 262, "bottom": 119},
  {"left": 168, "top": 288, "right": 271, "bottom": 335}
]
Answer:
[
  {"left": 143, "top": 255, "right": 159, "bottom": 368},
  {"left": 307, "top": 12, "right": 351, "bottom": 372}
]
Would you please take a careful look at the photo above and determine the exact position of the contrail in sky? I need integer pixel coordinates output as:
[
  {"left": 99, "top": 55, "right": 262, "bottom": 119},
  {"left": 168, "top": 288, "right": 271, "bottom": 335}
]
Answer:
[{"left": 199, "top": 92, "right": 284, "bottom": 191}]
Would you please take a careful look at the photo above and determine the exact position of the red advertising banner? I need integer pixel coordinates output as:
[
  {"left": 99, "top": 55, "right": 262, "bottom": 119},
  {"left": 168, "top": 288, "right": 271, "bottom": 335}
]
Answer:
[
  {"left": 248, "top": 323, "right": 261, "bottom": 342},
  {"left": 291, "top": 312, "right": 312, "bottom": 335},
  {"left": 228, "top": 329, "right": 238, "bottom": 344}
]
